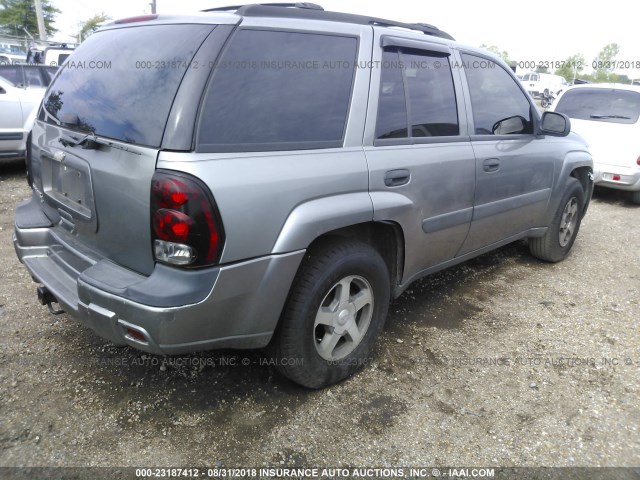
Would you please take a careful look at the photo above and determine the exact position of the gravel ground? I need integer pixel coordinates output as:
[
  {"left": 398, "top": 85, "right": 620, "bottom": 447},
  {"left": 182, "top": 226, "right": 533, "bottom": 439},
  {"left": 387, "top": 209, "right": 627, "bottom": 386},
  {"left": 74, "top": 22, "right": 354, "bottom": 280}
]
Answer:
[{"left": 1, "top": 159, "right": 639, "bottom": 471}]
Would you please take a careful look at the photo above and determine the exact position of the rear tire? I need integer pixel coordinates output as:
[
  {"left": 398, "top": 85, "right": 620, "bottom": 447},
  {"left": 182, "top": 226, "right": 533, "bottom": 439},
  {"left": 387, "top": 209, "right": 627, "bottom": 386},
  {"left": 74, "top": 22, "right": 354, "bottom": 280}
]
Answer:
[
  {"left": 631, "top": 191, "right": 640, "bottom": 205},
  {"left": 273, "top": 238, "right": 390, "bottom": 389},
  {"left": 529, "top": 178, "right": 585, "bottom": 262}
]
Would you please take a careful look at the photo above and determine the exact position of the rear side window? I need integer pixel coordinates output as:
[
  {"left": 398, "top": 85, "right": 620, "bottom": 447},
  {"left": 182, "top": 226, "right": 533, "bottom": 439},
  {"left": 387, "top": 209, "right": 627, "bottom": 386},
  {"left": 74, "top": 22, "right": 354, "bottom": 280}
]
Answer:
[
  {"left": 376, "top": 48, "right": 459, "bottom": 141},
  {"left": 462, "top": 53, "right": 533, "bottom": 135},
  {"left": 555, "top": 88, "right": 640, "bottom": 124},
  {"left": 23, "top": 67, "right": 45, "bottom": 87},
  {"left": 0, "top": 66, "right": 22, "bottom": 86},
  {"left": 42, "top": 67, "right": 58, "bottom": 85},
  {"left": 198, "top": 30, "right": 357, "bottom": 152},
  {"left": 41, "top": 25, "right": 213, "bottom": 147}
]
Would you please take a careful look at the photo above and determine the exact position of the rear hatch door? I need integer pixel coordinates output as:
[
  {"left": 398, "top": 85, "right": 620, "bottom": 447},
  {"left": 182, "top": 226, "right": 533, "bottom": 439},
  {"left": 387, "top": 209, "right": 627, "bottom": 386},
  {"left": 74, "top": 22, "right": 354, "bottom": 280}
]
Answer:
[
  {"left": 31, "top": 22, "right": 219, "bottom": 275},
  {"left": 554, "top": 87, "right": 640, "bottom": 168}
]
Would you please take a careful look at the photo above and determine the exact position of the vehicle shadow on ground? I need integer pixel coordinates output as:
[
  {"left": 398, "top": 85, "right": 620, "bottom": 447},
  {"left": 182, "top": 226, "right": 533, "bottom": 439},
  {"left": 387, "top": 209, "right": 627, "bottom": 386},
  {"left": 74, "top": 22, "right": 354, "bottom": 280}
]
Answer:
[
  {"left": 45, "top": 240, "right": 532, "bottom": 411},
  {"left": 591, "top": 186, "right": 639, "bottom": 208},
  {"left": 0, "top": 158, "right": 26, "bottom": 178}
]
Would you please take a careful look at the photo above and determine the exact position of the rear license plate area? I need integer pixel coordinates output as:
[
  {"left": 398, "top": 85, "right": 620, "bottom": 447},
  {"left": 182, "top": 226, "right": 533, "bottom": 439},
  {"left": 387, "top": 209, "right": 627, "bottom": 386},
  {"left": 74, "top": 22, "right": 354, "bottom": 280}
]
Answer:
[{"left": 42, "top": 152, "right": 95, "bottom": 223}]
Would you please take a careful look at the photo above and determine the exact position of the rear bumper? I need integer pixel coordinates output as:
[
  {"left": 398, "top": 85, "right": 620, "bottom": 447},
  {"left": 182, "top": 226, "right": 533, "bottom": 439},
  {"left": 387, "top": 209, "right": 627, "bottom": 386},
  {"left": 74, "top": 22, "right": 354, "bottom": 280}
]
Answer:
[
  {"left": 14, "top": 198, "right": 304, "bottom": 354},
  {"left": 592, "top": 163, "right": 640, "bottom": 192}
]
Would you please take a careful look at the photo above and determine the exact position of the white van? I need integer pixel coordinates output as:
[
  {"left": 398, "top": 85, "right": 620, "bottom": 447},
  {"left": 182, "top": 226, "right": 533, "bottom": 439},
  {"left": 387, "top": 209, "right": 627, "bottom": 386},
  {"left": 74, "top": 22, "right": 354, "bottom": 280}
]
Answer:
[{"left": 520, "top": 72, "right": 568, "bottom": 97}]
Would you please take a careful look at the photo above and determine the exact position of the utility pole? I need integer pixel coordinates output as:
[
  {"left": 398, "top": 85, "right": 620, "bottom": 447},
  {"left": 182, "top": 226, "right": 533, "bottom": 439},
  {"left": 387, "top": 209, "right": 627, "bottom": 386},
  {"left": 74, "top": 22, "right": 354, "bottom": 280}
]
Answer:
[
  {"left": 33, "top": 0, "right": 47, "bottom": 40},
  {"left": 150, "top": 0, "right": 157, "bottom": 14}
]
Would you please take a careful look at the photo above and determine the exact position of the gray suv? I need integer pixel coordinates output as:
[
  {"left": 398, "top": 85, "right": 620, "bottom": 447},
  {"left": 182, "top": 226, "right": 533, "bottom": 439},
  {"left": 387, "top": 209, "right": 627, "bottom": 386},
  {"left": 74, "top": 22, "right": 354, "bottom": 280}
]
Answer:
[{"left": 14, "top": 4, "right": 593, "bottom": 388}]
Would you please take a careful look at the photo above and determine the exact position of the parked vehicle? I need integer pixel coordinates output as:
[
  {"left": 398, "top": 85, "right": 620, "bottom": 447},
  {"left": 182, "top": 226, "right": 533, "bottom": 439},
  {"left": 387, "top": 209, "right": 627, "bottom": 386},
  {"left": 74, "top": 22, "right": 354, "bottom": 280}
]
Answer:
[
  {"left": 0, "top": 42, "right": 27, "bottom": 64},
  {"left": 520, "top": 71, "right": 568, "bottom": 98},
  {"left": 0, "top": 75, "right": 44, "bottom": 160},
  {"left": 14, "top": 4, "right": 594, "bottom": 388},
  {"left": 540, "top": 90, "right": 556, "bottom": 108},
  {"left": 552, "top": 84, "right": 640, "bottom": 204},
  {"left": 0, "top": 64, "right": 58, "bottom": 88}
]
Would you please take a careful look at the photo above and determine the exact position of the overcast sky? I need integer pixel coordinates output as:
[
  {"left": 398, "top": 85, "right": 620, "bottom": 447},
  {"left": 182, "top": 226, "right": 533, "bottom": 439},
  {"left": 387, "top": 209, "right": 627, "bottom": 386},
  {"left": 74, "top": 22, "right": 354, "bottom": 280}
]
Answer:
[{"left": 50, "top": 0, "right": 640, "bottom": 77}]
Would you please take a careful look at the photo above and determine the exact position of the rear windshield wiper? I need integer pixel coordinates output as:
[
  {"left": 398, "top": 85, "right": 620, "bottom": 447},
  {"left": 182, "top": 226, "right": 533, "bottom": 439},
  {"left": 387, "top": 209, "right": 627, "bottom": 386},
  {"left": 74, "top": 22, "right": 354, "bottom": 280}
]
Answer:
[
  {"left": 590, "top": 114, "right": 631, "bottom": 119},
  {"left": 58, "top": 132, "right": 141, "bottom": 155},
  {"left": 59, "top": 132, "right": 95, "bottom": 148}
]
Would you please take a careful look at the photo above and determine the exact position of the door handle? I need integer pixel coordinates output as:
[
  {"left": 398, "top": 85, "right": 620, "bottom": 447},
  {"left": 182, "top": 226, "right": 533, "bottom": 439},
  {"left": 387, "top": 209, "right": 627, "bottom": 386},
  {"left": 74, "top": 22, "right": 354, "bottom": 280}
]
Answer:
[
  {"left": 384, "top": 169, "right": 411, "bottom": 187},
  {"left": 483, "top": 158, "right": 500, "bottom": 172}
]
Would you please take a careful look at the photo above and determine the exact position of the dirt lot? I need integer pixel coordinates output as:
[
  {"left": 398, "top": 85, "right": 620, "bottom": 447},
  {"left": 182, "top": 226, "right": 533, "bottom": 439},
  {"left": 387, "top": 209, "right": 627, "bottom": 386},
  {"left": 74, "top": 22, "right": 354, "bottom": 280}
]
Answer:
[{"left": 1, "top": 159, "right": 639, "bottom": 471}]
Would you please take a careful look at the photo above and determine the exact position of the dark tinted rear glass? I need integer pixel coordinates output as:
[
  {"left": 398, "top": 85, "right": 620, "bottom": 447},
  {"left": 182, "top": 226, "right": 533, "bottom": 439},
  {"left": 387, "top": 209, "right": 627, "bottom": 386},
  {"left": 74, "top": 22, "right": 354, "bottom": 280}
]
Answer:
[
  {"left": 41, "top": 25, "right": 213, "bottom": 147},
  {"left": 555, "top": 88, "right": 640, "bottom": 124},
  {"left": 198, "top": 29, "right": 357, "bottom": 152},
  {"left": 0, "top": 66, "right": 22, "bottom": 86}
]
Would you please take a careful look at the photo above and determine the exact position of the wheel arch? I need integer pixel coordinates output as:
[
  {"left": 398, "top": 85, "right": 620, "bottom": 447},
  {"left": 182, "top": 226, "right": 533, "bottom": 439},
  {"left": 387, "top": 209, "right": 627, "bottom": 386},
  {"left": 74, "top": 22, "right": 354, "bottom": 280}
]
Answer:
[
  {"left": 569, "top": 165, "right": 594, "bottom": 217},
  {"left": 304, "top": 221, "right": 405, "bottom": 298}
]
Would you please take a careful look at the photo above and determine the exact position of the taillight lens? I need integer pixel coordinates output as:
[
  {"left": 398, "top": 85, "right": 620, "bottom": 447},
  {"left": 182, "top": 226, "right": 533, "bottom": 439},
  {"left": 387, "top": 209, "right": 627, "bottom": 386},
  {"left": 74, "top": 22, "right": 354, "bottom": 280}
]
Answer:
[
  {"left": 636, "top": 156, "right": 640, "bottom": 166},
  {"left": 150, "top": 171, "right": 224, "bottom": 267}
]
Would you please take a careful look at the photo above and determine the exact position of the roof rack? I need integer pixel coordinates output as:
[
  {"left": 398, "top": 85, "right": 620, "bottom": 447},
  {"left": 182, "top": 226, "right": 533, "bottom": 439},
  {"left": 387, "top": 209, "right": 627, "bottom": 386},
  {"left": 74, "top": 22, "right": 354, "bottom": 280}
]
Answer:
[
  {"left": 201, "top": 3, "right": 454, "bottom": 40},
  {"left": 204, "top": 3, "right": 323, "bottom": 12}
]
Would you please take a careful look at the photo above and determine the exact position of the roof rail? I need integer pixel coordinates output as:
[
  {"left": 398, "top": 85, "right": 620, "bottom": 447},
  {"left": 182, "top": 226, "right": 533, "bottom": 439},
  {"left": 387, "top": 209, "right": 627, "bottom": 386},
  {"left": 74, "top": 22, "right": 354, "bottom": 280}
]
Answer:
[
  {"left": 203, "top": 3, "right": 323, "bottom": 12},
  {"left": 201, "top": 3, "right": 454, "bottom": 40}
]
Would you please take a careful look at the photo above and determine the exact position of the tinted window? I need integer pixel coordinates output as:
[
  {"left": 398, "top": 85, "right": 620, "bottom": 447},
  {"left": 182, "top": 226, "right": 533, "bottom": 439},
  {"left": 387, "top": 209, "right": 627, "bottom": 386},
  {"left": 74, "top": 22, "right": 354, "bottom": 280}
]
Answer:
[
  {"left": 462, "top": 53, "right": 533, "bottom": 135},
  {"left": 199, "top": 30, "right": 357, "bottom": 151},
  {"left": 0, "top": 66, "right": 22, "bottom": 86},
  {"left": 555, "top": 88, "right": 640, "bottom": 124},
  {"left": 376, "top": 49, "right": 458, "bottom": 140},
  {"left": 404, "top": 51, "right": 458, "bottom": 137},
  {"left": 42, "top": 67, "right": 58, "bottom": 85},
  {"left": 376, "top": 49, "right": 408, "bottom": 139},
  {"left": 41, "top": 25, "right": 213, "bottom": 147},
  {"left": 23, "top": 67, "right": 45, "bottom": 87}
]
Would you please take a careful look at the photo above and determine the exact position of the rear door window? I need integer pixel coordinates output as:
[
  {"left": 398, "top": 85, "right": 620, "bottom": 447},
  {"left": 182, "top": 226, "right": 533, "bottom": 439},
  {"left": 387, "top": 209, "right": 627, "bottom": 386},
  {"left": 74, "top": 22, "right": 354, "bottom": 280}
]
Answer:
[
  {"left": 198, "top": 29, "right": 358, "bottom": 152},
  {"left": 41, "top": 24, "right": 214, "bottom": 147},
  {"left": 376, "top": 47, "right": 459, "bottom": 141},
  {"left": 555, "top": 88, "right": 640, "bottom": 124}
]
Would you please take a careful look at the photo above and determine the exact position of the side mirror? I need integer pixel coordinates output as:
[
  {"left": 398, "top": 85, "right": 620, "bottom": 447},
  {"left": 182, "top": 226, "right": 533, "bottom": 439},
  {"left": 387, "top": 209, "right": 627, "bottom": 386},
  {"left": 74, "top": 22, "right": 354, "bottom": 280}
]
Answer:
[
  {"left": 0, "top": 87, "right": 5, "bottom": 94},
  {"left": 540, "top": 111, "right": 571, "bottom": 137},
  {"left": 492, "top": 115, "right": 526, "bottom": 135}
]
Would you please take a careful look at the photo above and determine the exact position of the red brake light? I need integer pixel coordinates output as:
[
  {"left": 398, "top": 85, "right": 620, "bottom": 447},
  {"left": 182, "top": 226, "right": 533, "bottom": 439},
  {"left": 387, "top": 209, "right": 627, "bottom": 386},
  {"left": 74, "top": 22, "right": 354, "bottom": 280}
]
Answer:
[
  {"left": 151, "top": 171, "right": 225, "bottom": 267},
  {"left": 637, "top": 156, "right": 640, "bottom": 166},
  {"left": 114, "top": 15, "right": 159, "bottom": 24},
  {"left": 154, "top": 209, "right": 193, "bottom": 242}
]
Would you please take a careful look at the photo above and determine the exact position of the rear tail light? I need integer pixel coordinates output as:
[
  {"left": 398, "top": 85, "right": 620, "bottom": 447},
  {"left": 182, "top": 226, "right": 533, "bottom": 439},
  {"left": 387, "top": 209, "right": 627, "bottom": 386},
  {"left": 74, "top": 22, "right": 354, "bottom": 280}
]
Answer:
[
  {"left": 151, "top": 171, "right": 224, "bottom": 267},
  {"left": 636, "top": 156, "right": 640, "bottom": 166}
]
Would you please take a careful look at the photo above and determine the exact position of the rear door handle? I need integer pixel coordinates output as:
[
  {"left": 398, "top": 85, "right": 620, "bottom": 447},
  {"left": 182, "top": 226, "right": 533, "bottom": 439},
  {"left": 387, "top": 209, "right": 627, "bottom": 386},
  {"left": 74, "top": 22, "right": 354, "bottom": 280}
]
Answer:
[
  {"left": 384, "top": 169, "right": 411, "bottom": 187},
  {"left": 483, "top": 158, "right": 500, "bottom": 172}
]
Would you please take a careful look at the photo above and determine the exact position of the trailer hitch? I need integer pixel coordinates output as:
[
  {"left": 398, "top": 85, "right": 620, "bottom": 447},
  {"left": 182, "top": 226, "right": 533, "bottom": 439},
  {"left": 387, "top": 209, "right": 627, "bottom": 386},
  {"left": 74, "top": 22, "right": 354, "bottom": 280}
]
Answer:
[{"left": 37, "top": 286, "right": 65, "bottom": 315}]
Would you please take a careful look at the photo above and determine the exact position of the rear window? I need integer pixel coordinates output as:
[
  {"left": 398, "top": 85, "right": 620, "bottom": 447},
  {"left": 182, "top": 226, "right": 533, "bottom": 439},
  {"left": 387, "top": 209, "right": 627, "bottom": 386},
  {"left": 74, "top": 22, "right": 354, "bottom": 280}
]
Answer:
[
  {"left": 41, "top": 24, "right": 213, "bottom": 147},
  {"left": 555, "top": 88, "right": 640, "bottom": 124},
  {"left": 0, "top": 66, "right": 22, "bottom": 86},
  {"left": 198, "top": 29, "right": 358, "bottom": 152}
]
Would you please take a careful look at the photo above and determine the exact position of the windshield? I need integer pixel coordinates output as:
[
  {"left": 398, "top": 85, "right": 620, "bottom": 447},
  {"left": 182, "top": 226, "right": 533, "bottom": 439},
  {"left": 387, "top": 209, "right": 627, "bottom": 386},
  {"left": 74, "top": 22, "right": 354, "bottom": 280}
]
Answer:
[
  {"left": 41, "top": 24, "right": 214, "bottom": 147},
  {"left": 555, "top": 88, "right": 640, "bottom": 124}
]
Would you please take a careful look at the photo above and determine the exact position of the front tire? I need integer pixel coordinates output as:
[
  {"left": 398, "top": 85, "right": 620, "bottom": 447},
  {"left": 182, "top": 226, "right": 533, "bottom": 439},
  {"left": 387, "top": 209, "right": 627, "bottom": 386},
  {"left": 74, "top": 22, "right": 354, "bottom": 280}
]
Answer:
[
  {"left": 529, "top": 177, "right": 585, "bottom": 262},
  {"left": 273, "top": 238, "right": 390, "bottom": 388}
]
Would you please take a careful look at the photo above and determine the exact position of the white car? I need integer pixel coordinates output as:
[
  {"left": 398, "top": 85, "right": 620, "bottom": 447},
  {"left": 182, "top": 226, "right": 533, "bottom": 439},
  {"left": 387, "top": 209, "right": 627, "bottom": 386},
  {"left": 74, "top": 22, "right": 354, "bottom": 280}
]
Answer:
[
  {"left": 552, "top": 83, "right": 640, "bottom": 204},
  {"left": 0, "top": 75, "right": 46, "bottom": 161},
  {"left": 520, "top": 71, "right": 568, "bottom": 98}
]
